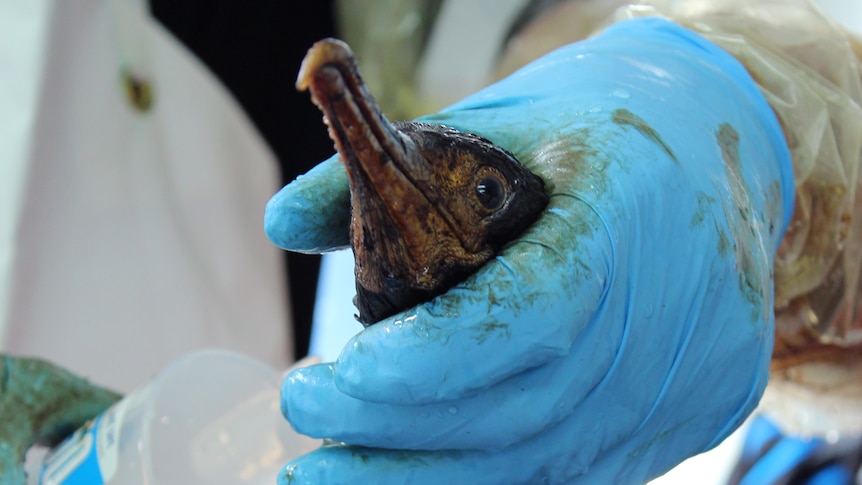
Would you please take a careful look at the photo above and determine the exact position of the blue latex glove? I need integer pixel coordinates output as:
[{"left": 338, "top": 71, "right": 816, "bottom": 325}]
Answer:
[{"left": 265, "top": 17, "right": 794, "bottom": 484}]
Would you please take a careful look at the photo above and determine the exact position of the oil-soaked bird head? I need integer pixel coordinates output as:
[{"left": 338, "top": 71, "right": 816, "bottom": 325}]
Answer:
[{"left": 298, "top": 38, "right": 548, "bottom": 326}]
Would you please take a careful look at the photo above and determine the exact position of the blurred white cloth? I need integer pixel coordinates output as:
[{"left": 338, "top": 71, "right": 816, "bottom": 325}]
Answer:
[{"left": 0, "top": 0, "right": 291, "bottom": 392}]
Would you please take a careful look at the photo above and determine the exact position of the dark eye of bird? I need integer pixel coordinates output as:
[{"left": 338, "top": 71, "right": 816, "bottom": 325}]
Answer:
[{"left": 475, "top": 175, "right": 507, "bottom": 210}]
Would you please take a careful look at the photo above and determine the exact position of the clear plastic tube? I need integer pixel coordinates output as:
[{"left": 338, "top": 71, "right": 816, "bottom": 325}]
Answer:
[{"left": 30, "top": 350, "right": 318, "bottom": 485}]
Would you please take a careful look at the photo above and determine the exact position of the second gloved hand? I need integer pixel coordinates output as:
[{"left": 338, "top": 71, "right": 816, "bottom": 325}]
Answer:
[
  {"left": 265, "top": 18, "right": 794, "bottom": 484},
  {"left": 0, "top": 356, "right": 121, "bottom": 485}
]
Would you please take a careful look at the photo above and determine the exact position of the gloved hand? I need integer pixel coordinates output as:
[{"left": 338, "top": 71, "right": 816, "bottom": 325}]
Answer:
[
  {"left": 265, "top": 17, "right": 794, "bottom": 484},
  {"left": 0, "top": 355, "right": 121, "bottom": 484}
]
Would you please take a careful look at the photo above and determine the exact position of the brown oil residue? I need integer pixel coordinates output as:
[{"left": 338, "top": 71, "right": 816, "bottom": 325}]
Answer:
[
  {"left": 611, "top": 108, "right": 677, "bottom": 163},
  {"left": 716, "top": 123, "right": 771, "bottom": 323}
]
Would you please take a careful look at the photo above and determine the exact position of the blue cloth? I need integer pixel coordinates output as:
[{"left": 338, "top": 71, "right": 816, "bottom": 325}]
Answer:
[
  {"left": 731, "top": 415, "right": 861, "bottom": 485},
  {"left": 266, "top": 17, "right": 793, "bottom": 484}
]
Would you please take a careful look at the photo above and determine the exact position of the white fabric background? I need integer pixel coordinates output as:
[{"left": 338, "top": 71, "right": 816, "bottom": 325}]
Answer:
[{"left": 0, "top": 0, "right": 291, "bottom": 392}]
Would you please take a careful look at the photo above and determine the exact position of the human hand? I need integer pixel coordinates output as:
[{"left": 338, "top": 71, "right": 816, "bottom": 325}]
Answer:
[
  {"left": 265, "top": 17, "right": 794, "bottom": 484},
  {"left": 0, "top": 355, "right": 121, "bottom": 485}
]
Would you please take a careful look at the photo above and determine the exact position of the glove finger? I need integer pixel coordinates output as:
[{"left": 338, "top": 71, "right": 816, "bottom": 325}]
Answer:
[
  {"left": 283, "top": 302, "right": 618, "bottom": 451},
  {"left": 277, "top": 443, "right": 545, "bottom": 485},
  {"left": 264, "top": 155, "right": 351, "bottom": 253},
  {"left": 333, "top": 194, "right": 612, "bottom": 405}
]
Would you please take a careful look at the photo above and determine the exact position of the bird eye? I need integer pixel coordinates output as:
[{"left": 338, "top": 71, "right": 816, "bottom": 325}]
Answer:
[{"left": 475, "top": 175, "right": 507, "bottom": 210}]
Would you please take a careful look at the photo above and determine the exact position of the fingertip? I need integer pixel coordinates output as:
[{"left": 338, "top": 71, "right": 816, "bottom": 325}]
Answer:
[
  {"left": 333, "top": 321, "right": 429, "bottom": 403},
  {"left": 263, "top": 156, "right": 351, "bottom": 252},
  {"left": 279, "top": 367, "right": 297, "bottom": 422},
  {"left": 280, "top": 364, "right": 338, "bottom": 436},
  {"left": 263, "top": 187, "right": 298, "bottom": 249},
  {"left": 278, "top": 446, "right": 368, "bottom": 485},
  {"left": 280, "top": 445, "right": 528, "bottom": 485},
  {"left": 278, "top": 462, "right": 317, "bottom": 485}
]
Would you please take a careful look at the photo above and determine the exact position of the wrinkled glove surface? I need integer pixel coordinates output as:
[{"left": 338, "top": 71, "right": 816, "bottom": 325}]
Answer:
[{"left": 265, "top": 17, "right": 794, "bottom": 484}]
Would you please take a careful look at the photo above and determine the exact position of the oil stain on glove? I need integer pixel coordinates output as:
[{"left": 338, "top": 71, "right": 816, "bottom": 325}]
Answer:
[{"left": 296, "top": 39, "right": 548, "bottom": 326}]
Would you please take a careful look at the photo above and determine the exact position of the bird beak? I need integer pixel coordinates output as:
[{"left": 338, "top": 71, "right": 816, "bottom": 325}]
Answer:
[
  {"left": 296, "top": 38, "right": 418, "bottom": 190},
  {"left": 297, "top": 39, "right": 449, "bottom": 276}
]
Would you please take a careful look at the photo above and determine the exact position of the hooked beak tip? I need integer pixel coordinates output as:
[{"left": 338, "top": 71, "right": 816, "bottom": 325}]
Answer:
[{"left": 296, "top": 38, "right": 356, "bottom": 92}]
